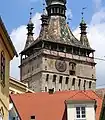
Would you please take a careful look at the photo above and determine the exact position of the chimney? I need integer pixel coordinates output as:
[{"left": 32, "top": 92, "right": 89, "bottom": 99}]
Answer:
[
  {"left": 30, "top": 115, "right": 35, "bottom": 120},
  {"left": 49, "top": 88, "right": 54, "bottom": 94}
]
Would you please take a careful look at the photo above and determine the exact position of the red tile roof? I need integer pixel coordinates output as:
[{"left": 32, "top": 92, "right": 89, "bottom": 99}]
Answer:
[
  {"left": 10, "top": 90, "right": 103, "bottom": 120},
  {"left": 67, "top": 90, "right": 95, "bottom": 101}
]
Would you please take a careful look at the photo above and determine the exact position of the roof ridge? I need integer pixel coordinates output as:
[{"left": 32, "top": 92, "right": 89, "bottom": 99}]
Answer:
[
  {"left": 91, "top": 90, "right": 103, "bottom": 99},
  {"left": 82, "top": 91, "right": 96, "bottom": 100},
  {"left": 66, "top": 90, "right": 95, "bottom": 101},
  {"left": 66, "top": 91, "right": 82, "bottom": 100}
]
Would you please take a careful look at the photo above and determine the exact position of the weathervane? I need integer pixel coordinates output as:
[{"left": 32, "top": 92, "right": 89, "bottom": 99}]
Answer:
[
  {"left": 81, "top": 7, "right": 87, "bottom": 20},
  {"left": 30, "top": 8, "right": 34, "bottom": 20},
  {"left": 67, "top": 17, "right": 72, "bottom": 25},
  {"left": 43, "top": 0, "right": 45, "bottom": 13}
]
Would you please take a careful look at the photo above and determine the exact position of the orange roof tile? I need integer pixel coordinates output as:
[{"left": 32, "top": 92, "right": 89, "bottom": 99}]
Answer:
[
  {"left": 67, "top": 91, "right": 95, "bottom": 101},
  {"left": 10, "top": 90, "right": 103, "bottom": 120}
]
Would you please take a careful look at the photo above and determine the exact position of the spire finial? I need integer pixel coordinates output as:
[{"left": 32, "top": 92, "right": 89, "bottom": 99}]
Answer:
[
  {"left": 42, "top": 0, "right": 46, "bottom": 14},
  {"left": 81, "top": 7, "right": 87, "bottom": 24},
  {"left": 80, "top": 7, "right": 90, "bottom": 47},
  {"left": 67, "top": 18, "right": 72, "bottom": 25},
  {"left": 30, "top": 8, "right": 34, "bottom": 20},
  {"left": 27, "top": 8, "right": 34, "bottom": 36}
]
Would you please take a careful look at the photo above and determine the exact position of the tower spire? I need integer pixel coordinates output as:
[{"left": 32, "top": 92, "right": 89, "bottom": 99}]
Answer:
[
  {"left": 25, "top": 8, "right": 34, "bottom": 49},
  {"left": 80, "top": 7, "right": 90, "bottom": 47}
]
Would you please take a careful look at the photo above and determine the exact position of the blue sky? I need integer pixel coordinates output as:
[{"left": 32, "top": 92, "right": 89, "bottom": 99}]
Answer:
[
  {"left": 1, "top": 0, "right": 105, "bottom": 88},
  {"left": 0, "top": 0, "right": 95, "bottom": 32}
]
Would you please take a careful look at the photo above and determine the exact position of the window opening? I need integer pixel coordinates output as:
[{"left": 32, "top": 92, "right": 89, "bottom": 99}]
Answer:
[
  {"left": 59, "top": 76, "right": 63, "bottom": 83},
  {"left": 72, "top": 78, "right": 75, "bottom": 86},
  {"left": 78, "top": 79, "right": 81, "bottom": 90},
  {"left": 45, "top": 87, "right": 47, "bottom": 92},
  {"left": 46, "top": 74, "right": 49, "bottom": 81},
  {"left": 89, "top": 81, "right": 92, "bottom": 89},
  {"left": 69, "top": 62, "right": 76, "bottom": 76},
  {"left": 53, "top": 75, "right": 57, "bottom": 82},
  {"left": 76, "top": 106, "right": 86, "bottom": 119},
  {"left": 1, "top": 51, "right": 5, "bottom": 86},
  {"left": 65, "top": 77, "right": 69, "bottom": 84},
  {"left": 83, "top": 80, "right": 86, "bottom": 90}
]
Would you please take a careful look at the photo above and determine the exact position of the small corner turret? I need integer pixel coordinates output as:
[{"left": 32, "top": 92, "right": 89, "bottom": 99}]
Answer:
[
  {"left": 80, "top": 9, "right": 90, "bottom": 48},
  {"left": 24, "top": 9, "right": 34, "bottom": 49}
]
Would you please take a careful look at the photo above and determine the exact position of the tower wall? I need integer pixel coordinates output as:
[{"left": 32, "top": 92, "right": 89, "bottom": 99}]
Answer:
[
  {"left": 20, "top": 0, "right": 96, "bottom": 92},
  {"left": 20, "top": 48, "right": 96, "bottom": 92},
  {"left": 40, "top": 51, "right": 96, "bottom": 92}
]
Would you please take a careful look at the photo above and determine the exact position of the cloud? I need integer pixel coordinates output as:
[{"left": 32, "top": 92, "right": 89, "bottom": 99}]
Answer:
[
  {"left": 93, "top": 0, "right": 102, "bottom": 10},
  {"left": 66, "top": 8, "right": 72, "bottom": 19},
  {"left": 91, "top": 8, "right": 105, "bottom": 25},
  {"left": 10, "top": 12, "right": 41, "bottom": 80}
]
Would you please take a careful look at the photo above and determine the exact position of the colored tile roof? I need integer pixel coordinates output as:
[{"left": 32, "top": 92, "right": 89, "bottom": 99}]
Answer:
[
  {"left": 21, "top": 16, "right": 94, "bottom": 54},
  {"left": 66, "top": 90, "right": 95, "bottom": 101},
  {"left": 10, "top": 90, "right": 103, "bottom": 120}
]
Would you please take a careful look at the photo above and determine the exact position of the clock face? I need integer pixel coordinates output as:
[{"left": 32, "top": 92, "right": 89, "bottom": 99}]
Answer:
[{"left": 55, "top": 60, "right": 67, "bottom": 72}]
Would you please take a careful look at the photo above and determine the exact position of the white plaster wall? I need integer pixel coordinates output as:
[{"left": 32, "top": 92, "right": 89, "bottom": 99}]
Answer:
[{"left": 67, "top": 103, "right": 95, "bottom": 120}]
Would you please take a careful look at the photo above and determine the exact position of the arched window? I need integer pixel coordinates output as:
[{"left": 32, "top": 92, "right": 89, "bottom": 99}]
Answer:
[
  {"left": 69, "top": 62, "right": 76, "bottom": 75},
  {"left": 1, "top": 51, "right": 5, "bottom": 86}
]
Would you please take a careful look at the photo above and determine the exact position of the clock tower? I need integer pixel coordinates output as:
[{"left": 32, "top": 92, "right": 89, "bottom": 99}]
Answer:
[{"left": 20, "top": 0, "right": 96, "bottom": 92}]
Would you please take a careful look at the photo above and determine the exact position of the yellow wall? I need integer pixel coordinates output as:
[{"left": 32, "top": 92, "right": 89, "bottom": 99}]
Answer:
[
  {"left": 0, "top": 27, "right": 11, "bottom": 120},
  {"left": 9, "top": 77, "right": 34, "bottom": 94}
]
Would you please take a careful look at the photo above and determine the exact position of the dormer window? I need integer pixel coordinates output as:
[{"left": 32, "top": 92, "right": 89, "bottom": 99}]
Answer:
[
  {"left": 1, "top": 51, "right": 5, "bottom": 86},
  {"left": 76, "top": 106, "right": 86, "bottom": 120}
]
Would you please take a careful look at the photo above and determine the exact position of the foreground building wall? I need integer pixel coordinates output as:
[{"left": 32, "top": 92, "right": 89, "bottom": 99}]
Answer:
[
  {"left": 9, "top": 77, "right": 34, "bottom": 94},
  {"left": 0, "top": 17, "right": 17, "bottom": 120}
]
